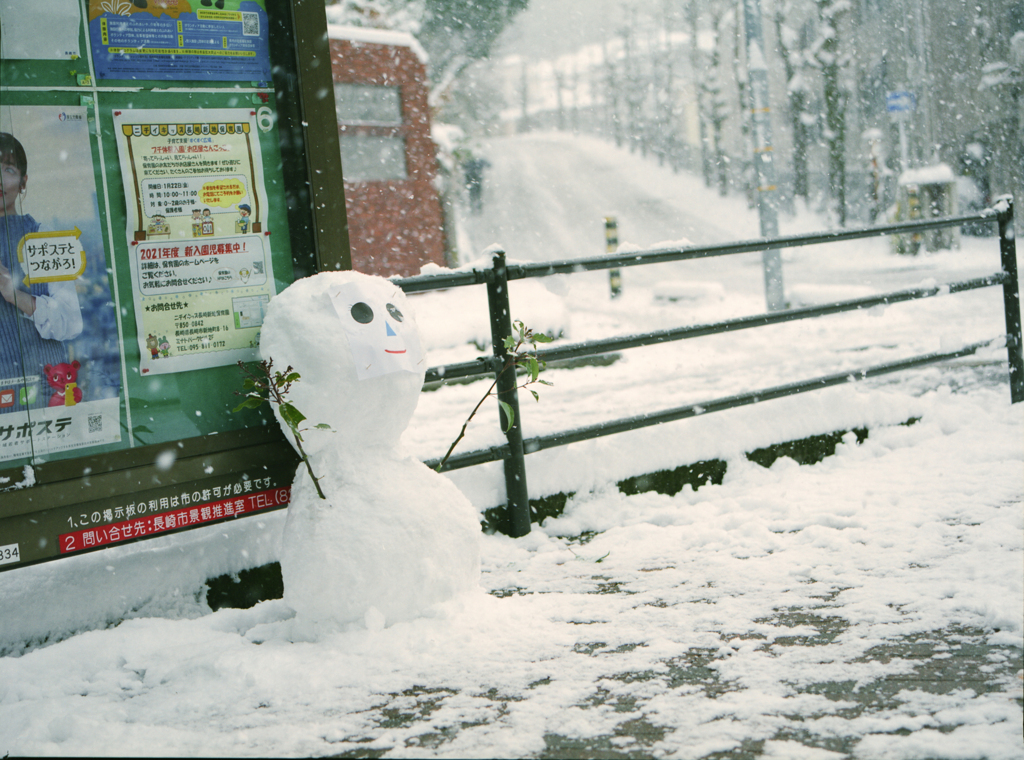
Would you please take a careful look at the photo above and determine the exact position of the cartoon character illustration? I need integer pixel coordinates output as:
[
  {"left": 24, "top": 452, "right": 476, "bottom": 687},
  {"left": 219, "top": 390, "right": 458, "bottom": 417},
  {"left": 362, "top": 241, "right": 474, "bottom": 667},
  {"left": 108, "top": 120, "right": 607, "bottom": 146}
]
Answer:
[
  {"left": 201, "top": 208, "right": 214, "bottom": 236},
  {"left": 147, "top": 214, "right": 170, "bottom": 237},
  {"left": 235, "top": 203, "right": 251, "bottom": 234},
  {"left": 44, "top": 360, "right": 82, "bottom": 407},
  {"left": 146, "top": 333, "right": 159, "bottom": 359},
  {"left": 158, "top": 336, "right": 170, "bottom": 357},
  {"left": 191, "top": 209, "right": 203, "bottom": 237}
]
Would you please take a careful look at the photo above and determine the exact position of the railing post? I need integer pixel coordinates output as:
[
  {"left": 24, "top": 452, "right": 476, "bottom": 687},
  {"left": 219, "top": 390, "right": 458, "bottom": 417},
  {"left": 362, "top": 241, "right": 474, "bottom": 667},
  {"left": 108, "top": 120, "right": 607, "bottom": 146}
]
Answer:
[
  {"left": 605, "top": 216, "right": 622, "bottom": 298},
  {"left": 486, "top": 250, "right": 532, "bottom": 536},
  {"left": 996, "top": 195, "right": 1024, "bottom": 403}
]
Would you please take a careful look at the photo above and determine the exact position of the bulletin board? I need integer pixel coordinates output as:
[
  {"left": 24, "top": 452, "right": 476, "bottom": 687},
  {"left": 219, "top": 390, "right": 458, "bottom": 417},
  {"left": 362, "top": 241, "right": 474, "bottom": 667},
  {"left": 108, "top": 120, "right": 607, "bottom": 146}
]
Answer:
[{"left": 0, "top": 0, "right": 348, "bottom": 570}]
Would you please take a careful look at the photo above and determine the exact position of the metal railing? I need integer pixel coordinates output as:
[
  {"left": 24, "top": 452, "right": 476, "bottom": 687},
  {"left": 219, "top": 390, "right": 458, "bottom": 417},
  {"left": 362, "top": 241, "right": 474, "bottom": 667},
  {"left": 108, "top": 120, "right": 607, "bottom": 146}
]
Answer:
[{"left": 394, "top": 196, "right": 1024, "bottom": 537}]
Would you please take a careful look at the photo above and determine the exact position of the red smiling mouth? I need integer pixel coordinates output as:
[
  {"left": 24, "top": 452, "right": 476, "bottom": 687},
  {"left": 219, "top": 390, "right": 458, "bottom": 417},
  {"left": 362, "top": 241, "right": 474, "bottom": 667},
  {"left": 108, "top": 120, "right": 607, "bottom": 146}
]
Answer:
[{"left": 384, "top": 349, "right": 407, "bottom": 354}]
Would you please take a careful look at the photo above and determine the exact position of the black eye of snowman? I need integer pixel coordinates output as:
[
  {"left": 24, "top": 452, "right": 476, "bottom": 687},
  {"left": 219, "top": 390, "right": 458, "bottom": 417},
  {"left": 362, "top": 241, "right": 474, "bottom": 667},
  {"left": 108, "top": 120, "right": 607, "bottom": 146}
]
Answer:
[
  {"left": 386, "top": 303, "right": 403, "bottom": 322},
  {"left": 350, "top": 302, "right": 373, "bottom": 324}
]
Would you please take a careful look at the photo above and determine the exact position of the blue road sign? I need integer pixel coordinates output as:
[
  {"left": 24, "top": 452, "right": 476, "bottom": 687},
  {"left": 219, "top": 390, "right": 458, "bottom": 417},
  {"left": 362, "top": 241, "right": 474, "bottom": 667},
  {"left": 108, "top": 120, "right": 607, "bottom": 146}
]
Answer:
[{"left": 886, "top": 91, "right": 917, "bottom": 114}]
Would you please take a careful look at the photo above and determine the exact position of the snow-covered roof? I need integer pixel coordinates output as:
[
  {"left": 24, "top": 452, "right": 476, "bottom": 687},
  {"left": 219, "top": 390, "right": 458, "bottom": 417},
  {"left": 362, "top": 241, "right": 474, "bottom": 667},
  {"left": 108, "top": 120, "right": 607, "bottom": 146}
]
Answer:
[
  {"left": 899, "top": 163, "right": 956, "bottom": 186},
  {"left": 326, "top": 23, "right": 428, "bottom": 64}
]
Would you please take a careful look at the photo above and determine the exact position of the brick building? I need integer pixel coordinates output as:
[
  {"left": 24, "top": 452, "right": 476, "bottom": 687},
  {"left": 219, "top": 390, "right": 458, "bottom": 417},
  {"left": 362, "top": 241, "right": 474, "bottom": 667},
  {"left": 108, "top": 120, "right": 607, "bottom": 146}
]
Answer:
[{"left": 327, "top": 25, "right": 446, "bottom": 277}]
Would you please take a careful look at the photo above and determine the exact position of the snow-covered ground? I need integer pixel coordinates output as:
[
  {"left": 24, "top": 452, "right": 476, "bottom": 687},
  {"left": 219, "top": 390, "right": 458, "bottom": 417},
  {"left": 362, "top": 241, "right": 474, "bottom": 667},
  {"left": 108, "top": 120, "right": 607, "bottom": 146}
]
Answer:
[{"left": 1, "top": 132, "right": 1021, "bottom": 758}]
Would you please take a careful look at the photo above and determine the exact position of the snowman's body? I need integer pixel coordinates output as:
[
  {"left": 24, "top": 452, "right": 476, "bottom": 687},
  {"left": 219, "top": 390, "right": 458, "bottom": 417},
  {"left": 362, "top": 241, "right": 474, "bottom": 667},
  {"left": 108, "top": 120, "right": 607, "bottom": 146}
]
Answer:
[{"left": 260, "top": 271, "right": 480, "bottom": 631}]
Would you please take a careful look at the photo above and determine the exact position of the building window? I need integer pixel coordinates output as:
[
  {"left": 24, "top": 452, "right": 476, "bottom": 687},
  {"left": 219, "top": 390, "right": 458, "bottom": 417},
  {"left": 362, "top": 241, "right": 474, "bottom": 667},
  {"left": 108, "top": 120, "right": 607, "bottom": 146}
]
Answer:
[
  {"left": 335, "top": 83, "right": 408, "bottom": 182},
  {"left": 339, "top": 133, "right": 408, "bottom": 181}
]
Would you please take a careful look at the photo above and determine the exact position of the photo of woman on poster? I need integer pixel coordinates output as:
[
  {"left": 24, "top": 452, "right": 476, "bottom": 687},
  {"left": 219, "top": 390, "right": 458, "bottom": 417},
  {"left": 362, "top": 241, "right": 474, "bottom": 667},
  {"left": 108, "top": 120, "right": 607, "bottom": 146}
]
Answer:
[
  {"left": 0, "top": 105, "right": 122, "bottom": 462},
  {"left": 0, "top": 131, "right": 83, "bottom": 413}
]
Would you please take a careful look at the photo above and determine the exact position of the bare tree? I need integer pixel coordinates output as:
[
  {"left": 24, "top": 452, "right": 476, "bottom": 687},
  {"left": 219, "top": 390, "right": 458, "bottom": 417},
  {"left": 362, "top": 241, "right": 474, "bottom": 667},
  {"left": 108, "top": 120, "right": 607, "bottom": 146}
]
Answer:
[
  {"left": 810, "top": 0, "right": 851, "bottom": 225},
  {"left": 705, "top": 6, "right": 731, "bottom": 196},
  {"left": 688, "top": 1, "right": 715, "bottom": 187},
  {"left": 772, "top": 0, "right": 812, "bottom": 204}
]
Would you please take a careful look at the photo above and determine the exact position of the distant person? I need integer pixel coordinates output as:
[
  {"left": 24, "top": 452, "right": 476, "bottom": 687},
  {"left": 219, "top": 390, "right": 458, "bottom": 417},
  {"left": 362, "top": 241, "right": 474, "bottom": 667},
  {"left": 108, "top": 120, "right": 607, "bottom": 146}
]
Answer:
[
  {"left": 463, "top": 156, "right": 491, "bottom": 214},
  {"left": 0, "top": 132, "right": 83, "bottom": 413}
]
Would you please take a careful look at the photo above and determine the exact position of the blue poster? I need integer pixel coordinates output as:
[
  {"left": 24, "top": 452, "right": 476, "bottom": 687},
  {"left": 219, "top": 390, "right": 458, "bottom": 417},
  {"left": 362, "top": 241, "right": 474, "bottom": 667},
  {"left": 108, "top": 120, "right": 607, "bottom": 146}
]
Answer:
[{"left": 88, "top": 0, "right": 271, "bottom": 82}]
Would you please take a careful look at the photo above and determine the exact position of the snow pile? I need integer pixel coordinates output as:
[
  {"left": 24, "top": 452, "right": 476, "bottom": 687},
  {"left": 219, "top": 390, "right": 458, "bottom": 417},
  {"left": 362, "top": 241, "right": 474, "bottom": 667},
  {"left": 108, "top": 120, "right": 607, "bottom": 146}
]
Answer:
[
  {"left": 787, "top": 282, "right": 878, "bottom": 307},
  {"left": 409, "top": 275, "right": 571, "bottom": 354},
  {"left": 899, "top": 163, "right": 956, "bottom": 186},
  {"left": 651, "top": 280, "right": 726, "bottom": 302}
]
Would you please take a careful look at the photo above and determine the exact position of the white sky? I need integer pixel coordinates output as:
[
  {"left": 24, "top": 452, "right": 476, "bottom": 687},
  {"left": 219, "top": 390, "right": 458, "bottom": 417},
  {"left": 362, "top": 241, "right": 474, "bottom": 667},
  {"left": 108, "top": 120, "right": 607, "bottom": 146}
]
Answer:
[{"left": 496, "top": 0, "right": 643, "bottom": 60}]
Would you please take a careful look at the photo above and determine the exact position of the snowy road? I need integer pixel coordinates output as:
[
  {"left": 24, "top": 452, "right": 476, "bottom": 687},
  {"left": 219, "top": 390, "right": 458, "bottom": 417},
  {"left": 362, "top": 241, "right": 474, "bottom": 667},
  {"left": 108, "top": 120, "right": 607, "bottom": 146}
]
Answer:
[
  {"left": 457, "top": 132, "right": 1002, "bottom": 295},
  {"left": 461, "top": 132, "right": 742, "bottom": 258},
  {"left": 459, "top": 132, "right": 775, "bottom": 301}
]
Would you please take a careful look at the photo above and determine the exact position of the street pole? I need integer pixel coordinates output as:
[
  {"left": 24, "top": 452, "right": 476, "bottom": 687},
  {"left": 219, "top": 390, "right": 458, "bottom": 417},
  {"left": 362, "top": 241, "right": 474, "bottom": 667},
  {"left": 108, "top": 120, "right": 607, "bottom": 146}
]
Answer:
[{"left": 742, "top": 0, "right": 786, "bottom": 311}]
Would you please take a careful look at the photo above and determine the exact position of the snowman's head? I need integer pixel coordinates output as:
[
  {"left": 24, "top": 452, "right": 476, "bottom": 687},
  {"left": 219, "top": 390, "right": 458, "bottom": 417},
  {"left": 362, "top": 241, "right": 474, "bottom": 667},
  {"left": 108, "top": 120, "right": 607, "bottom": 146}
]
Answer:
[{"left": 259, "top": 271, "right": 425, "bottom": 454}]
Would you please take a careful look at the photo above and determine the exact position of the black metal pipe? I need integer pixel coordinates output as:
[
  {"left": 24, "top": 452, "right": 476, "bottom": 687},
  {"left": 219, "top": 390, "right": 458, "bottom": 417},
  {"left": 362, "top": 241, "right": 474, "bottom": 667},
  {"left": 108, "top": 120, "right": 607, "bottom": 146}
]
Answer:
[
  {"left": 393, "top": 209, "right": 1000, "bottom": 293},
  {"left": 995, "top": 196, "right": 1024, "bottom": 403},
  {"left": 507, "top": 210, "right": 1001, "bottom": 280},
  {"left": 530, "top": 274, "right": 1009, "bottom": 365},
  {"left": 424, "top": 357, "right": 498, "bottom": 385},
  {"left": 426, "top": 339, "right": 995, "bottom": 472},
  {"left": 485, "top": 251, "right": 532, "bottom": 537},
  {"left": 407, "top": 204, "right": 1021, "bottom": 515},
  {"left": 524, "top": 341, "right": 993, "bottom": 452},
  {"left": 421, "top": 273, "right": 1008, "bottom": 380},
  {"left": 394, "top": 268, "right": 491, "bottom": 293},
  {"left": 424, "top": 443, "right": 511, "bottom": 472}
]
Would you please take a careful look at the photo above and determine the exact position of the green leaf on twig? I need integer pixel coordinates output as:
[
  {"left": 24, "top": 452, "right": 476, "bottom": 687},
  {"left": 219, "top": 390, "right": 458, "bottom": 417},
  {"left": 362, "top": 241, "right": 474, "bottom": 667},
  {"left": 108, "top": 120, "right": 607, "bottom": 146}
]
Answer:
[
  {"left": 437, "top": 320, "right": 553, "bottom": 471},
  {"left": 232, "top": 395, "right": 264, "bottom": 412},
  {"left": 233, "top": 359, "right": 329, "bottom": 500},
  {"left": 498, "top": 400, "right": 515, "bottom": 432},
  {"left": 278, "top": 402, "right": 306, "bottom": 430}
]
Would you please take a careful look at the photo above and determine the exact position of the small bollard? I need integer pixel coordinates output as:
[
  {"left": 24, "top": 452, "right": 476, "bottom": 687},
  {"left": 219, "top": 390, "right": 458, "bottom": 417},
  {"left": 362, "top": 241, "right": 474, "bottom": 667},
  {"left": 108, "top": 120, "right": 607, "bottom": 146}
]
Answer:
[{"left": 605, "top": 216, "right": 622, "bottom": 298}]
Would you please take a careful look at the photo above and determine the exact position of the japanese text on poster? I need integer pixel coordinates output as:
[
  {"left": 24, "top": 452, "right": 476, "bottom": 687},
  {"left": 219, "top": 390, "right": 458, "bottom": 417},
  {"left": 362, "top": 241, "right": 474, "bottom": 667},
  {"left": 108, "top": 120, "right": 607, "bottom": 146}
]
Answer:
[
  {"left": 59, "top": 483, "right": 290, "bottom": 556},
  {"left": 87, "top": 0, "right": 271, "bottom": 82},
  {"left": 113, "top": 109, "right": 276, "bottom": 375}
]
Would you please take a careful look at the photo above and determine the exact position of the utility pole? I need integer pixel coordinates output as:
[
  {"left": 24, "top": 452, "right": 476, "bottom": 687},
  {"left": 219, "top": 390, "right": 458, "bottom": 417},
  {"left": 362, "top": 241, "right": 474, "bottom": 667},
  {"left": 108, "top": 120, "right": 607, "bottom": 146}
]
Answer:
[{"left": 742, "top": 0, "right": 785, "bottom": 311}]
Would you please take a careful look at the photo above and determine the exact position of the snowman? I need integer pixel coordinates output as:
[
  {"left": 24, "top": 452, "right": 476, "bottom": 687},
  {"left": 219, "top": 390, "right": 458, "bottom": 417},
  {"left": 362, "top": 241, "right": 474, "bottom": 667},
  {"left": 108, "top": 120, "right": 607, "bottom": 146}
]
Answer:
[{"left": 259, "top": 271, "right": 481, "bottom": 633}]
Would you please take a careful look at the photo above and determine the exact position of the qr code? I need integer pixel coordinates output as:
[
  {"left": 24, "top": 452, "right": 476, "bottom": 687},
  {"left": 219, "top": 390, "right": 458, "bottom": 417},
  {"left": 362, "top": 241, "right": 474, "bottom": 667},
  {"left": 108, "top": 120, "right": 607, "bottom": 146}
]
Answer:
[
  {"left": 242, "top": 12, "right": 259, "bottom": 36},
  {"left": 252, "top": 260, "right": 264, "bottom": 275},
  {"left": 88, "top": 415, "right": 103, "bottom": 434}
]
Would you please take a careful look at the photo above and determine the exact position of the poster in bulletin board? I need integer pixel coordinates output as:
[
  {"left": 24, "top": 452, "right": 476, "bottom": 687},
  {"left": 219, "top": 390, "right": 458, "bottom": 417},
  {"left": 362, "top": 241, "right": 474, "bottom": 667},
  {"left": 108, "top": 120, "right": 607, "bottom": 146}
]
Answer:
[
  {"left": 0, "top": 105, "right": 122, "bottom": 464},
  {"left": 1, "top": 0, "right": 347, "bottom": 571},
  {"left": 112, "top": 108, "right": 277, "bottom": 376},
  {"left": 86, "top": 0, "right": 272, "bottom": 82}
]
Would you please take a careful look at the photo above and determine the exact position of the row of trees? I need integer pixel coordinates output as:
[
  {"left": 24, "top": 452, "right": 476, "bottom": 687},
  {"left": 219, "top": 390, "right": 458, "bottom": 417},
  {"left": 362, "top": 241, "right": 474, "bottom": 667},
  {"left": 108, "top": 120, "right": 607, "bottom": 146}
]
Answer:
[
  {"left": 326, "top": 0, "right": 1023, "bottom": 229},
  {"left": 486, "top": 0, "right": 866, "bottom": 224},
  {"left": 494, "top": 0, "right": 1023, "bottom": 228}
]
